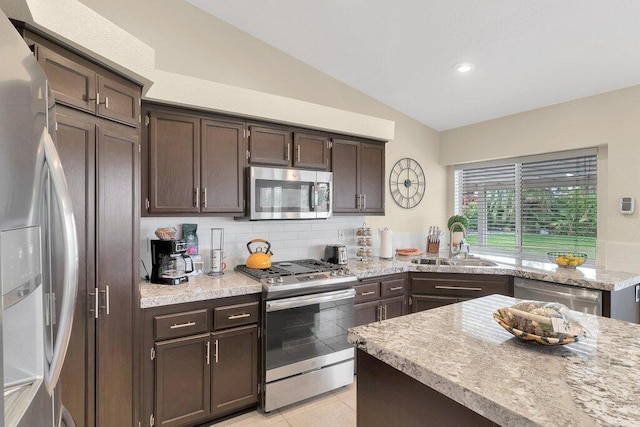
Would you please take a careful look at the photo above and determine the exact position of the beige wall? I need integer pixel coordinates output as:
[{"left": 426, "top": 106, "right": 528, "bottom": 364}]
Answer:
[
  {"left": 78, "top": 0, "right": 447, "bottom": 235},
  {"left": 441, "top": 85, "right": 640, "bottom": 272}
]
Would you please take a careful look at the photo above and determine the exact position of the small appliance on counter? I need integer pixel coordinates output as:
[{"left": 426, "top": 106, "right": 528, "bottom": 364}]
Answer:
[
  {"left": 150, "top": 239, "right": 193, "bottom": 285},
  {"left": 324, "top": 244, "right": 348, "bottom": 265}
]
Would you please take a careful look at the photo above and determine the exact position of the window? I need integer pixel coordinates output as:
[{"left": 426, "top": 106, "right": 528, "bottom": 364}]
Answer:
[{"left": 454, "top": 149, "right": 597, "bottom": 259}]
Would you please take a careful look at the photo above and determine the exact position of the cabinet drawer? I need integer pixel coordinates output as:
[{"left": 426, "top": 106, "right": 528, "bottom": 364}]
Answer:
[
  {"left": 214, "top": 301, "right": 260, "bottom": 330},
  {"left": 381, "top": 278, "right": 406, "bottom": 298},
  {"left": 354, "top": 282, "right": 380, "bottom": 303},
  {"left": 154, "top": 309, "right": 208, "bottom": 341},
  {"left": 410, "top": 273, "right": 510, "bottom": 297}
]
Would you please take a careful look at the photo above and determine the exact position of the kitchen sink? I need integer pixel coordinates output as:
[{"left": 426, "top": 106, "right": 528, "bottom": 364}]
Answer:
[{"left": 411, "top": 257, "right": 499, "bottom": 267}]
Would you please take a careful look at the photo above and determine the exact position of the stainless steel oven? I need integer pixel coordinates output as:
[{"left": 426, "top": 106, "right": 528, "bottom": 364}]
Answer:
[
  {"left": 248, "top": 166, "right": 332, "bottom": 220},
  {"left": 263, "top": 288, "right": 355, "bottom": 412},
  {"left": 235, "top": 259, "right": 357, "bottom": 412}
]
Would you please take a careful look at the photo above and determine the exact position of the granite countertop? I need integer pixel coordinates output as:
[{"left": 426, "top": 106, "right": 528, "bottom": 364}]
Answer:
[
  {"left": 140, "top": 255, "right": 640, "bottom": 308},
  {"left": 348, "top": 294, "right": 640, "bottom": 427},
  {"left": 347, "top": 255, "right": 640, "bottom": 292},
  {"left": 139, "top": 271, "right": 262, "bottom": 309}
]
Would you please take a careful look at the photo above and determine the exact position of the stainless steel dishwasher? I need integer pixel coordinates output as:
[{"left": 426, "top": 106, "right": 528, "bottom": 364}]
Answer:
[{"left": 513, "top": 278, "right": 602, "bottom": 315}]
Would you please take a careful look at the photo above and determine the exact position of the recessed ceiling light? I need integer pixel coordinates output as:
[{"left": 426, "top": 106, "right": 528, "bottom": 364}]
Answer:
[{"left": 453, "top": 61, "right": 474, "bottom": 74}]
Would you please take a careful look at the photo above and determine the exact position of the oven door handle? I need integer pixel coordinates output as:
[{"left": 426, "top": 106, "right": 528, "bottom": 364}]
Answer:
[{"left": 266, "top": 288, "right": 356, "bottom": 312}]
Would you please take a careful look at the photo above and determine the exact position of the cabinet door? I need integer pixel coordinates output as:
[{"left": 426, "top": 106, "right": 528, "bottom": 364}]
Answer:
[
  {"left": 248, "top": 125, "right": 292, "bottom": 166},
  {"left": 354, "top": 301, "right": 380, "bottom": 327},
  {"left": 381, "top": 296, "right": 405, "bottom": 320},
  {"left": 293, "top": 132, "right": 329, "bottom": 170},
  {"left": 331, "top": 139, "right": 360, "bottom": 213},
  {"left": 35, "top": 43, "right": 96, "bottom": 114},
  {"left": 201, "top": 119, "right": 245, "bottom": 213},
  {"left": 359, "top": 143, "right": 385, "bottom": 214},
  {"left": 148, "top": 111, "right": 200, "bottom": 213},
  {"left": 211, "top": 325, "right": 259, "bottom": 416},
  {"left": 96, "top": 74, "right": 140, "bottom": 127},
  {"left": 155, "top": 334, "right": 211, "bottom": 427},
  {"left": 95, "top": 120, "right": 138, "bottom": 427},
  {"left": 411, "top": 295, "right": 457, "bottom": 313},
  {"left": 55, "top": 108, "right": 96, "bottom": 427}
]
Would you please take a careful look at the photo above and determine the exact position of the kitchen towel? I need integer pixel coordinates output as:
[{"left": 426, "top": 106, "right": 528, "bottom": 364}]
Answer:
[{"left": 380, "top": 227, "right": 393, "bottom": 259}]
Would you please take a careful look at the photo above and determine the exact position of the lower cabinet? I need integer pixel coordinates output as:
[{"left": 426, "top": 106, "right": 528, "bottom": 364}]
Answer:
[
  {"left": 409, "top": 273, "right": 513, "bottom": 313},
  {"left": 142, "top": 295, "right": 260, "bottom": 427},
  {"left": 354, "top": 274, "right": 408, "bottom": 326}
]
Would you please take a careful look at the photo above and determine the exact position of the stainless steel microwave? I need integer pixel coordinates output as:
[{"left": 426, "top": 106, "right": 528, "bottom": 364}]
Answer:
[{"left": 248, "top": 166, "right": 332, "bottom": 220}]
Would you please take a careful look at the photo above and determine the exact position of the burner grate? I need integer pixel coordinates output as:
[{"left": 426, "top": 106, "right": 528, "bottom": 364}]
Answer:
[{"left": 235, "top": 259, "right": 341, "bottom": 280}]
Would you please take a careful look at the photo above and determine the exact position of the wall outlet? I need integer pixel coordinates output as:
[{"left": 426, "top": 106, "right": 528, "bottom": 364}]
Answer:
[{"left": 338, "top": 229, "right": 345, "bottom": 241}]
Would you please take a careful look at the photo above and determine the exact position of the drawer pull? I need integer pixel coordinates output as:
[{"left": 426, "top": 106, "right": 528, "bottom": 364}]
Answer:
[
  {"left": 360, "top": 291, "right": 376, "bottom": 296},
  {"left": 170, "top": 321, "right": 196, "bottom": 329},
  {"left": 388, "top": 286, "right": 404, "bottom": 291},
  {"left": 435, "top": 285, "right": 482, "bottom": 292},
  {"left": 228, "top": 313, "right": 251, "bottom": 320}
]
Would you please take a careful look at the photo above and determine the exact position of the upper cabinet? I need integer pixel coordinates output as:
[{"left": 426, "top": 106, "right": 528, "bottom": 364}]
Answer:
[
  {"left": 24, "top": 32, "right": 141, "bottom": 128},
  {"left": 332, "top": 138, "right": 385, "bottom": 215},
  {"left": 142, "top": 104, "right": 245, "bottom": 215},
  {"left": 248, "top": 125, "right": 329, "bottom": 170}
]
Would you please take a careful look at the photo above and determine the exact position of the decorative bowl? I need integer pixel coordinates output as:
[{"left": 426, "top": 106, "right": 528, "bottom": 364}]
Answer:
[
  {"left": 493, "top": 308, "right": 580, "bottom": 346},
  {"left": 547, "top": 252, "right": 587, "bottom": 268}
]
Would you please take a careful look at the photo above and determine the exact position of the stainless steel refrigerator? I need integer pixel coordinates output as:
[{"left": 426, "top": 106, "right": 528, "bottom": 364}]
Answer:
[{"left": 0, "top": 9, "right": 79, "bottom": 427}]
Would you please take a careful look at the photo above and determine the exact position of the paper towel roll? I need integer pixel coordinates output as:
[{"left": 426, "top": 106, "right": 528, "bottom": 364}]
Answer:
[{"left": 380, "top": 227, "right": 393, "bottom": 259}]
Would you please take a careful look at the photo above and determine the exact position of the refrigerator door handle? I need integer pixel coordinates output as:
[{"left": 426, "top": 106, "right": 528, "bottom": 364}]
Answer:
[{"left": 40, "top": 127, "right": 79, "bottom": 394}]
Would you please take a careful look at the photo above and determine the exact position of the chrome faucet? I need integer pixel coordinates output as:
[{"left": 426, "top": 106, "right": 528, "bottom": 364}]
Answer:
[{"left": 448, "top": 222, "right": 469, "bottom": 258}]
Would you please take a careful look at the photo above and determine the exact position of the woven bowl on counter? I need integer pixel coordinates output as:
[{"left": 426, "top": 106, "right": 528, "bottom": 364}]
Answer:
[
  {"left": 493, "top": 308, "right": 581, "bottom": 346},
  {"left": 547, "top": 252, "right": 587, "bottom": 268}
]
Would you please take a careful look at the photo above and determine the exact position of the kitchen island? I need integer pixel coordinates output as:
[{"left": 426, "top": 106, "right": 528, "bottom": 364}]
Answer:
[{"left": 347, "top": 294, "right": 640, "bottom": 426}]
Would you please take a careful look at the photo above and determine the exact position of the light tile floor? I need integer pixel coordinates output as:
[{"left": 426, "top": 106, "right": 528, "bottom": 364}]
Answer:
[{"left": 212, "top": 383, "right": 356, "bottom": 427}]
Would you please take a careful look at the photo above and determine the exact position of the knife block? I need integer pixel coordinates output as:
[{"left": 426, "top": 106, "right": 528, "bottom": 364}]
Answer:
[{"left": 427, "top": 241, "right": 440, "bottom": 254}]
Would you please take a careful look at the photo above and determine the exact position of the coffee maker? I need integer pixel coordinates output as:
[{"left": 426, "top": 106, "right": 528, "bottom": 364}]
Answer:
[{"left": 150, "top": 239, "right": 193, "bottom": 285}]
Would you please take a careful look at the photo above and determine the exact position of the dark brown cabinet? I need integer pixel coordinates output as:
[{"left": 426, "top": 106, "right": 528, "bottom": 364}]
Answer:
[
  {"left": 29, "top": 34, "right": 140, "bottom": 127},
  {"left": 354, "top": 274, "right": 408, "bottom": 326},
  {"left": 332, "top": 138, "right": 385, "bottom": 215},
  {"left": 409, "top": 273, "right": 512, "bottom": 313},
  {"left": 143, "top": 104, "right": 245, "bottom": 215},
  {"left": 142, "top": 295, "right": 260, "bottom": 427},
  {"left": 19, "top": 27, "right": 143, "bottom": 427},
  {"left": 248, "top": 126, "right": 329, "bottom": 170},
  {"left": 55, "top": 104, "right": 139, "bottom": 427}
]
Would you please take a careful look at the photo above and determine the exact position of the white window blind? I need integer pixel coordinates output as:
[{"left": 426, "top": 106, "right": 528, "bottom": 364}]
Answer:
[{"left": 455, "top": 150, "right": 597, "bottom": 259}]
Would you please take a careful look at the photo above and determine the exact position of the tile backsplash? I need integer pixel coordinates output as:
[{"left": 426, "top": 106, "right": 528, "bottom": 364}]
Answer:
[{"left": 140, "top": 216, "right": 427, "bottom": 275}]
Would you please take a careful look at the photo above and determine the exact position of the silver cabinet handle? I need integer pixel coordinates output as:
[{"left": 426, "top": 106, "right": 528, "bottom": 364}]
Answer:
[
  {"left": 286, "top": 143, "right": 290, "bottom": 161},
  {"left": 434, "top": 285, "right": 483, "bottom": 291},
  {"left": 228, "top": 313, "right": 251, "bottom": 320},
  {"left": 104, "top": 96, "right": 109, "bottom": 109},
  {"left": 206, "top": 341, "right": 210, "bottom": 365},
  {"left": 201, "top": 187, "right": 207, "bottom": 208},
  {"left": 356, "top": 194, "right": 362, "bottom": 210},
  {"left": 383, "top": 305, "right": 388, "bottom": 320},
  {"left": 388, "top": 286, "right": 404, "bottom": 291},
  {"left": 89, "top": 287, "right": 99, "bottom": 319},
  {"left": 362, "top": 193, "right": 366, "bottom": 210},
  {"left": 377, "top": 305, "right": 383, "bottom": 321},
  {"left": 360, "top": 291, "right": 376, "bottom": 296},
  {"left": 214, "top": 339, "right": 219, "bottom": 364},
  {"left": 170, "top": 321, "right": 196, "bottom": 329},
  {"left": 194, "top": 187, "right": 199, "bottom": 207},
  {"left": 296, "top": 145, "right": 301, "bottom": 162},
  {"left": 99, "top": 285, "right": 110, "bottom": 315}
]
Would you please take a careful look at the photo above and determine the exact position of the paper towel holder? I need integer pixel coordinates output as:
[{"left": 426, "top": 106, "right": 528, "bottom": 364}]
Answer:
[{"left": 379, "top": 227, "right": 393, "bottom": 260}]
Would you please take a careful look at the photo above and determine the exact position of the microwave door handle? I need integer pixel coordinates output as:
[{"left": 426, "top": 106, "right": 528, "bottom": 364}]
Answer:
[
  {"left": 41, "top": 128, "right": 79, "bottom": 394},
  {"left": 310, "top": 184, "right": 316, "bottom": 210}
]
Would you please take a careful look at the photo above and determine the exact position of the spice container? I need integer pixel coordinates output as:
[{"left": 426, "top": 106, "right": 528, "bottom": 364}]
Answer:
[{"left": 356, "top": 223, "right": 373, "bottom": 263}]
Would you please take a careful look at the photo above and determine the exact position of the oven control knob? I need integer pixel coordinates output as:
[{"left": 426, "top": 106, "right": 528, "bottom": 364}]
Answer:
[
  {"left": 330, "top": 270, "right": 337, "bottom": 277},
  {"left": 266, "top": 278, "right": 275, "bottom": 285},
  {"left": 337, "top": 269, "right": 344, "bottom": 276},
  {"left": 344, "top": 268, "right": 351, "bottom": 275},
  {"left": 276, "top": 276, "right": 284, "bottom": 283}
]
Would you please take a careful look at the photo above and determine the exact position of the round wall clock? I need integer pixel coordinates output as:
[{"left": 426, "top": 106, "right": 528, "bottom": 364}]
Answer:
[{"left": 389, "top": 157, "right": 426, "bottom": 209}]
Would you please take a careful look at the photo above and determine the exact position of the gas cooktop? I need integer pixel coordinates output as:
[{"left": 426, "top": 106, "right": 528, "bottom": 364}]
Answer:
[{"left": 235, "top": 259, "right": 356, "bottom": 298}]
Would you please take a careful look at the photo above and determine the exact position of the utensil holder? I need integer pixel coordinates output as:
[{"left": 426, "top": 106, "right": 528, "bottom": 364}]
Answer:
[
  {"left": 427, "top": 241, "right": 440, "bottom": 254},
  {"left": 208, "top": 228, "right": 225, "bottom": 276}
]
